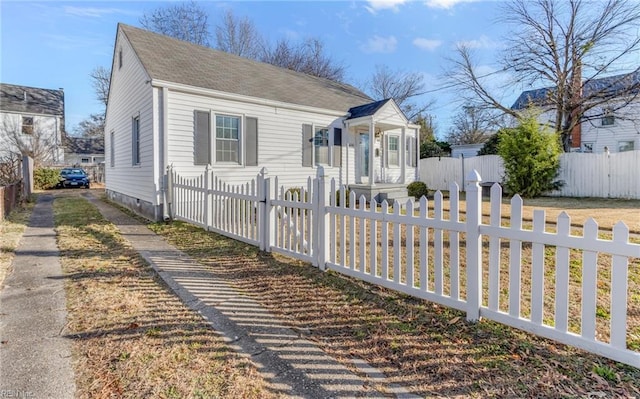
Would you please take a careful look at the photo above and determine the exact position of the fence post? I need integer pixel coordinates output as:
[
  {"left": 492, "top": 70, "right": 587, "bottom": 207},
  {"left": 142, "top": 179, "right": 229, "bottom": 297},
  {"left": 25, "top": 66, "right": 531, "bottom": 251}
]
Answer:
[
  {"left": 258, "top": 168, "right": 274, "bottom": 252},
  {"left": 164, "top": 165, "right": 174, "bottom": 220},
  {"left": 314, "top": 166, "right": 330, "bottom": 270},
  {"left": 22, "top": 156, "right": 33, "bottom": 199},
  {"left": 465, "top": 169, "right": 483, "bottom": 321},
  {"left": 203, "top": 165, "right": 211, "bottom": 229}
]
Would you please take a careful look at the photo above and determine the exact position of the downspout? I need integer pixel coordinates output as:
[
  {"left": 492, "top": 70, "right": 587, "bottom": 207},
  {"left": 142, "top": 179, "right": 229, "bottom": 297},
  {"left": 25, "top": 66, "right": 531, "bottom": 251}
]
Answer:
[{"left": 161, "top": 86, "right": 171, "bottom": 221}]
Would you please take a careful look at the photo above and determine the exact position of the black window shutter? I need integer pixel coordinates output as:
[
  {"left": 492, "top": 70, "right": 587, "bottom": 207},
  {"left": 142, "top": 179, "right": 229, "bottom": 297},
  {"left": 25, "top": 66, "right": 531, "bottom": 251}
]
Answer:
[
  {"left": 332, "top": 128, "right": 342, "bottom": 167},
  {"left": 302, "top": 124, "right": 313, "bottom": 167},
  {"left": 245, "top": 117, "right": 258, "bottom": 166},
  {"left": 194, "top": 111, "right": 210, "bottom": 165}
]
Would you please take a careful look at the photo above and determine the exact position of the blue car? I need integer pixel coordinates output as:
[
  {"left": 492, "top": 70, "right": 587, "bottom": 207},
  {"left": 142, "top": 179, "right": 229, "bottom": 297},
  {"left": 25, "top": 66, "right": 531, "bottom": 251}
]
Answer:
[{"left": 58, "top": 168, "right": 90, "bottom": 189}]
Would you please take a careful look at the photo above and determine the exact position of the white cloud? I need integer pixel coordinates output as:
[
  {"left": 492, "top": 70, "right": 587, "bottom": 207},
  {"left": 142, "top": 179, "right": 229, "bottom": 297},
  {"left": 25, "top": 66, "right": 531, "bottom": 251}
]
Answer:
[
  {"left": 365, "top": 0, "right": 408, "bottom": 13},
  {"left": 413, "top": 38, "right": 442, "bottom": 51},
  {"left": 63, "top": 6, "right": 138, "bottom": 18},
  {"left": 360, "top": 35, "right": 397, "bottom": 53},
  {"left": 425, "top": 0, "right": 478, "bottom": 9},
  {"left": 456, "top": 34, "right": 502, "bottom": 50}
]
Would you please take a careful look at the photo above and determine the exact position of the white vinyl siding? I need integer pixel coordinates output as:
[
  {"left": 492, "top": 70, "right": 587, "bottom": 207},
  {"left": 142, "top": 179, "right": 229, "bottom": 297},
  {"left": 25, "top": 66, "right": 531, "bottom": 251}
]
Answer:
[
  {"left": 103, "top": 29, "right": 155, "bottom": 204},
  {"left": 166, "top": 90, "right": 345, "bottom": 187}
]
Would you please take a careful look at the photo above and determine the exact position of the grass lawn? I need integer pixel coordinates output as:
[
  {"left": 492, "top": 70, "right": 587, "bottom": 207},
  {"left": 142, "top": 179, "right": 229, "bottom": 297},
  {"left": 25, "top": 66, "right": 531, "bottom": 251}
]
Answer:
[
  {"left": 53, "top": 192, "right": 277, "bottom": 399},
  {"left": 0, "top": 202, "right": 33, "bottom": 288}
]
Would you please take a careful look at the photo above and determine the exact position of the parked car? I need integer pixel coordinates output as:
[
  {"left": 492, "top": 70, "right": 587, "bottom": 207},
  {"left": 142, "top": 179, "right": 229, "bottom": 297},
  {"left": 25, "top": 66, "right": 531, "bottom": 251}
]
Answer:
[{"left": 58, "top": 168, "right": 90, "bottom": 189}]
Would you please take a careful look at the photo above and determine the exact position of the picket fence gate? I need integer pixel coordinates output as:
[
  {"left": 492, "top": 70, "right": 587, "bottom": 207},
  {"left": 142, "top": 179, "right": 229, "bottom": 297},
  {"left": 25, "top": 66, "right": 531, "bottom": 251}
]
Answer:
[{"left": 168, "top": 165, "right": 640, "bottom": 368}]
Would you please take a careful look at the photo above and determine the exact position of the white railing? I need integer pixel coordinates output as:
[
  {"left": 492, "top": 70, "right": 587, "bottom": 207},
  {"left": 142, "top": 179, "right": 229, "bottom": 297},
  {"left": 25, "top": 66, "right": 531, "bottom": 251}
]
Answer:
[{"left": 168, "top": 166, "right": 640, "bottom": 368}]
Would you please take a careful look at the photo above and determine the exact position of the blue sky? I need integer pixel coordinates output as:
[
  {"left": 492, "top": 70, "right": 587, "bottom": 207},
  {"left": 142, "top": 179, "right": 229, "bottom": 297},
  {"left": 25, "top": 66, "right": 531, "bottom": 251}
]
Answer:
[{"left": 1, "top": 0, "right": 516, "bottom": 138}]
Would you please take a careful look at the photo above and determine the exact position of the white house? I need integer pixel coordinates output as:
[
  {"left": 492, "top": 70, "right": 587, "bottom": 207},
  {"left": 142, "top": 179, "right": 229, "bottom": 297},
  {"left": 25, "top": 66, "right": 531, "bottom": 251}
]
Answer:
[
  {"left": 105, "top": 24, "right": 419, "bottom": 220},
  {"left": 0, "top": 83, "right": 65, "bottom": 165},
  {"left": 64, "top": 137, "right": 105, "bottom": 166},
  {"left": 512, "top": 71, "right": 640, "bottom": 153}
]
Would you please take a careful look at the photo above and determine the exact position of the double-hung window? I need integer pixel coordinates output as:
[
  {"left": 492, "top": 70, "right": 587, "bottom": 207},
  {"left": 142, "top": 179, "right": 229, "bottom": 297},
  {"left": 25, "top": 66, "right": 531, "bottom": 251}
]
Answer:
[
  {"left": 22, "top": 116, "right": 34, "bottom": 134},
  {"left": 215, "top": 115, "right": 240, "bottom": 163},
  {"left": 314, "top": 127, "right": 329, "bottom": 165},
  {"left": 110, "top": 131, "right": 115, "bottom": 167},
  {"left": 387, "top": 135, "right": 399, "bottom": 166},
  {"left": 194, "top": 111, "right": 258, "bottom": 166},
  {"left": 132, "top": 116, "right": 140, "bottom": 165},
  {"left": 601, "top": 108, "right": 614, "bottom": 126}
]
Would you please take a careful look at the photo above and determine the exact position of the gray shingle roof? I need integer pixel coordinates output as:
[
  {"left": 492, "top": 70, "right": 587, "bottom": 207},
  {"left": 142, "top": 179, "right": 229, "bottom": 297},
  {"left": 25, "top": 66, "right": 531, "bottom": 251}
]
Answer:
[
  {"left": 64, "top": 137, "right": 104, "bottom": 154},
  {"left": 346, "top": 98, "right": 391, "bottom": 119},
  {"left": 120, "top": 24, "right": 372, "bottom": 112},
  {"left": 511, "top": 71, "right": 640, "bottom": 110},
  {"left": 0, "top": 83, "right": 64, "bottom": 116}
]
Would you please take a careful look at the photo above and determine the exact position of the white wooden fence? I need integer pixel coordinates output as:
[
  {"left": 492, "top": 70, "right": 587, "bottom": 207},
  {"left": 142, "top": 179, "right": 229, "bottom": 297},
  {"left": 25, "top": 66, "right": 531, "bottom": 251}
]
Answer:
[
  {"left": 420, "top": 150, "right": 640, "bottom": 199},
  {"left": 168, "top": 166, "right": 640, "bottom": 368}
]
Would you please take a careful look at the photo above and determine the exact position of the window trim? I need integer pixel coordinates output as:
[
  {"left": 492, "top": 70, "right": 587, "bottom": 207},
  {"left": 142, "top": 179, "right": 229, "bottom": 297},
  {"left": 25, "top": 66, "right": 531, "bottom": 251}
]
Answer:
[
  {"left": 582, "top": 142, "right": 594, "bottom": 153},
  {"left": 313, "top": 125, "right": 330, "bottom": 166},
  {"left": 618, "top": 140, "right": 635, "bottom": 152},
  {"left": 132, "top": 116, "right": 140, "bottom": 166},
  {"left": 110, "top": 130, "right": 115, "bottom": 167},
  {"left": 21, "top": 116, "right": 34, "bottom": 135},
  {"left": 214, "top": 113, "right": 242, "bottom": 165},
  {"left": 601, "top": 108, "right": 615, "bottom": 126},
  {"left": 387, "top": 135, "right": 400, "bottom": 167}
]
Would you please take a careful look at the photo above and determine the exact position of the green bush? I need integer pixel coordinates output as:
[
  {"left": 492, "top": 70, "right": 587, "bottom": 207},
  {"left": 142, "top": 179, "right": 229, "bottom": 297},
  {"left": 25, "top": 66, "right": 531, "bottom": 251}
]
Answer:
[
  {"left": 407, "top": 181, "right": 428, "bottom": 199},
  {"left": 420, "top": 140, "right": 451, "bottom": 158},
  {"left": 478, "top": 133, "right": 500, "bottom": 155},
  {"left": 497, "top": 115, "right": 563, "bottom": 198},
  {"left": 34, "top": 168, "right": 61, "bottom": 190}
]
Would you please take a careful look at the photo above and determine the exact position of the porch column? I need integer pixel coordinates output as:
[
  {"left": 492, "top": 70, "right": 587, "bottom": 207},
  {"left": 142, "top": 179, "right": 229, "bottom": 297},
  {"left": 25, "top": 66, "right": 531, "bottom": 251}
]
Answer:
[
  {"left": 369, "top": 118, "right": 375, "bottom": 186},
  {"left": 400, "top": 126, "right": 406, "bottom": 183}
]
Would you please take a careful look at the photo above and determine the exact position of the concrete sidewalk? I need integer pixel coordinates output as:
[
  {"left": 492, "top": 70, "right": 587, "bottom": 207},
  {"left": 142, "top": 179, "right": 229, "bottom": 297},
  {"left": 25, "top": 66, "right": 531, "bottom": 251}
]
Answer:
[{"left": 0, "top": 194, "right": 76, "bottom": 399}]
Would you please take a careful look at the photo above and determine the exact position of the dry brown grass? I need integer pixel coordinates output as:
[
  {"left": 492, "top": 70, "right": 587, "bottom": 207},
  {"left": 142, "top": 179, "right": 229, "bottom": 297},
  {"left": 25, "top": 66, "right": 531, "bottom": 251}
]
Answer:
[
  {"left": 0, "top": 202, "right": 33, "bottom": 288},
  {"left": 53, "top": 193, "right": 276, "bottom": 399},
  {"left": 149, "top": 219, "right": 640, "bottom": 398}
]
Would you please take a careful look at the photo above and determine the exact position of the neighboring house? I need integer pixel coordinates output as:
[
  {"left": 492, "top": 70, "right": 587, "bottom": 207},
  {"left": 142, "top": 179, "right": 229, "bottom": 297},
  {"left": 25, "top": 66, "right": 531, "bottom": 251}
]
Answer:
[
  {"left": 512, "top": 71, "right": 640, "bottom": 153},
  {"left": 105, "top": 24, "right": 419, "bottom": 220},
  {"left": 0, "top": 83, "right": 65, "bottom": 164},
  {"left": 65, "top": 136, "right": 105, "bottom": 165},
  {"left": 451, "top": 143, "right": 484, "bottom": 159}
]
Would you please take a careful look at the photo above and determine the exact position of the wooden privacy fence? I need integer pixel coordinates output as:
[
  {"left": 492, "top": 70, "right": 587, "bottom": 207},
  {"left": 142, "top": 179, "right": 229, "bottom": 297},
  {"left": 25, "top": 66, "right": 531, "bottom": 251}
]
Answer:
[
  {"left": 421, "top": 150, "right": 640, "bottom": 199},
  {"left": 0, "top": 181, "right": 23, "bottom": 222},
  {"left": 168, "top": 166, "right": 640, "bottom": 368}
]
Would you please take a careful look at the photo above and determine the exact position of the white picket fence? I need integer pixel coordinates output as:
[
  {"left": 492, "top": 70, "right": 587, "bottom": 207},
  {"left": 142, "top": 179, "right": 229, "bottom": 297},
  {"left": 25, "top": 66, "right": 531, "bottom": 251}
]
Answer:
[
  {"left": 421, "top": 150, "right": 640, "bottom": 199},
  {"left": 168, "top": 166, "right": 640, "bottom": 368}
]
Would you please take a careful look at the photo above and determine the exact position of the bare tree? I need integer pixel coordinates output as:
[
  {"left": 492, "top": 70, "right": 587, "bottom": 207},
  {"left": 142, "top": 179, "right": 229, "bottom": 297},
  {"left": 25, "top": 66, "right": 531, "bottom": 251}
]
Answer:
[
  {"left": 445, "top": 105, "right": 502, "bottom": 145},
  {"left": 0, "top": 154, "right": 21, "bottom": 186},
  {"left": 90, "top": 66, "right": 110, "bottom": 109},
  {"left": 0, "top": 117, "right": 59, "bottom": 167},
  {"left": 74, "top": 113, "right": 105, "bottom": 139},
  {"left": 364, "top": 65, "right": 432, "bottom": 120},
  {"left": 447, "top": 0, "right": 640, "bottom": 151},
  {"left": 262, "top": 38, "right": 346, "bottom": 82},
  {"left": 215, "top": 9, "right": 264, "bottom": 59},
  {"left": 140, "top": 1, "right": 211, "bottom": 46}
]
